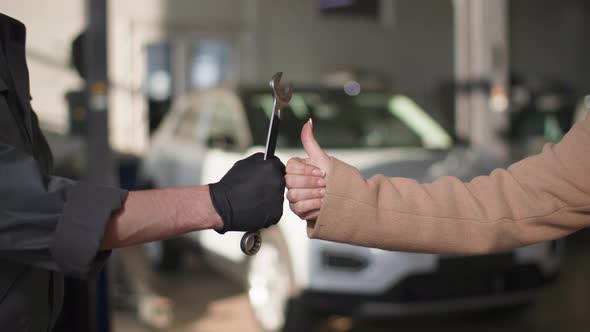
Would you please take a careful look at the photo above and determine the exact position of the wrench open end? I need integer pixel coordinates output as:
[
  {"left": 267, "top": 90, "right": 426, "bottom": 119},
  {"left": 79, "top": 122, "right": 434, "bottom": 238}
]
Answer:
[
  {"left": 270, "top": 72, "right": 293, "bottom": 110},
  {"left": 241, "top": 72, "right": 292, "bottom": 256}
]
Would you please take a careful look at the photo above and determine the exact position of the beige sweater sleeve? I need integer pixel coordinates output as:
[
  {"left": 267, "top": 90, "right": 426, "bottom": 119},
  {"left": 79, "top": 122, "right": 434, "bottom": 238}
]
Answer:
[{"left": 308, "top": 115, "right": 590, "bottom": 255}]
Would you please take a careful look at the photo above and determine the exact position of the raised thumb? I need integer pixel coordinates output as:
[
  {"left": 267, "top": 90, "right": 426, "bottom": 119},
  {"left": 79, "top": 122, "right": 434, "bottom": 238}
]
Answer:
[{"left": 301, "top": 119, "right": 328, "bottom": 163}]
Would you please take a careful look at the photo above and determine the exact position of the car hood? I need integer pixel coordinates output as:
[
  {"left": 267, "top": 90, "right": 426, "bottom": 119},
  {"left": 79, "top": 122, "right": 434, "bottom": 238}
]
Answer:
[
  {"left": 272, "top": 147, "right": 444, "bottom": 182},
  {"left": 272, "top": 146, "right": 507, "bottom": 183}
]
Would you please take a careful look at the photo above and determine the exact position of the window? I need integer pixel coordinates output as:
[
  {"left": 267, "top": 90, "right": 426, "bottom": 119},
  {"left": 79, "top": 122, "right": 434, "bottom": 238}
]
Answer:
[
  {"left": 204, "top": 99, "right": 241, "bottom": 149},
  {"left": 244, "top": 89, "right": 452, "bottom": 150},
  {"left": 145, "top": 43, "right": 173, "bottom": 133},
  {"left": 190, "top": 41, "right": 232, "bottom": 90},
  {"left": 173, "top": 108, "right": 200, "bottom": 141}
]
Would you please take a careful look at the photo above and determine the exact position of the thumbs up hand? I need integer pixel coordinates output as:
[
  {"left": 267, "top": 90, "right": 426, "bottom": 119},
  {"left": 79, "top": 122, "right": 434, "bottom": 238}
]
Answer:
[{"left": 285, "top": 119, "right": 331, "bottom": 221}]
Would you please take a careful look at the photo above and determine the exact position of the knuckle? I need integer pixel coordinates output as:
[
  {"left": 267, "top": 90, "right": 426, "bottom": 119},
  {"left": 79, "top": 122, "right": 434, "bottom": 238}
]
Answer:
[
  {"left": 286, "top": 162, "right": 302, "bottom": 175},
  {"left": 284, "top": 175, "right": 294, "bottom": 188},
  {"left": 286, "top": 190, "right": 296, "bottom": 203},
  {"left": 293, "top": 176, "right": 307, "bottom": 188},
  {"left": 293, "top": 201, "right": 307, "bottom": 214},
  {"left": 274, "top": 162, "right": 286, "bottom": 175},
  {"left": 289, "top": 203, "right": 302, "bottom": 216}
]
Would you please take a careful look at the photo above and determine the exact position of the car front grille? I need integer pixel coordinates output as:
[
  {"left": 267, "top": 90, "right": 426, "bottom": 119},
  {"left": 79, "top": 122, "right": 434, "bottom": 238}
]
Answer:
[
  {"left": 378, "top": 255, "right": 545, "bottom": 303},
  {"left": 302, "top": 255, "right": 553, "bottom": 315}
]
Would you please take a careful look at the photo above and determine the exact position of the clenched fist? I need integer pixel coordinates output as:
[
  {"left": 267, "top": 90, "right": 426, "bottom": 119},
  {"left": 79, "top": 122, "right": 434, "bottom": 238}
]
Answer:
[
  {"left": 209, "top": 153, "right": 286, "bottom": 233},
  {"left": 285, "top": 119, "right": 331, "bottom": 221}
]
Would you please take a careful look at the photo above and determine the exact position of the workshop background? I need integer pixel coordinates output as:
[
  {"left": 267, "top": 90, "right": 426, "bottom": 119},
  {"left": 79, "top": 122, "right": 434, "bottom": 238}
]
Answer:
[{"left": 2, "top": 0, "right": 590, "bottom": 331}]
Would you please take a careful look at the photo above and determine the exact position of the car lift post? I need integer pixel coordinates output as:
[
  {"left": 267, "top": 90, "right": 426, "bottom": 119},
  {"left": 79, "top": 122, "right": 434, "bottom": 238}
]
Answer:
[
  {"left": 86, "top": 1, "right": 116, "bottom": 332},
  {"left": 56, "top": 1, "right": 115, "bottom": 332},
  {"left": 453, "top": 0, "right": 511, "bottom": 160}
]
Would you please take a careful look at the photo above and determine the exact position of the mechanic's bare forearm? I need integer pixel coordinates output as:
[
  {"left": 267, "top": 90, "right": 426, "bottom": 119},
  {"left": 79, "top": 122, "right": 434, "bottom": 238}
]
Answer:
[{"left": 99, "top": 186, "right": 222, "bottom": 250}]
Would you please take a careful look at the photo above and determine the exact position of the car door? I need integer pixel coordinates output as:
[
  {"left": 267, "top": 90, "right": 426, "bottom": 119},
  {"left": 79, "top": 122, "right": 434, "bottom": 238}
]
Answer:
[
  {"left": 196, "top": 89, "right": 257, "bottom": 261},
  {"left": 149, "top": 95, "right": 209, "bottom": 188},
  {"left": 199, "top": 89, "right": 253, "bottom": 181}
]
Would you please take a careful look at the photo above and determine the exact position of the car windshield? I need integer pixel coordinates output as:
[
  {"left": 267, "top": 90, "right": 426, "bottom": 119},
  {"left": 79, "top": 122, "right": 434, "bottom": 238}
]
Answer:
[{"left": 244, "top": 89, "right": 452, "bottom": 150}]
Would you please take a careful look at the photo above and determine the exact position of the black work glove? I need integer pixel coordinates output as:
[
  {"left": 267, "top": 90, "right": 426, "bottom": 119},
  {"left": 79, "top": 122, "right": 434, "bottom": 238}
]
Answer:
[{"left": 209, "top": 153, "right": 286, "bottom": 233}]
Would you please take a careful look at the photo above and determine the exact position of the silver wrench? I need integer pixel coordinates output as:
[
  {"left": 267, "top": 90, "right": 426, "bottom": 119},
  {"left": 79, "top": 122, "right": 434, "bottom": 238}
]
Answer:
[{"left": 240, "top": 72, "right": 292, "bottom": 256}]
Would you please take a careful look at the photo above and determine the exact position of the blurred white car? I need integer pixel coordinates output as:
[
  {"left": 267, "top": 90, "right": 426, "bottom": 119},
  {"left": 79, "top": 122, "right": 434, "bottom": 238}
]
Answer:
[{"left": 141, "top": 87, "right": 562, "bottom": 332}]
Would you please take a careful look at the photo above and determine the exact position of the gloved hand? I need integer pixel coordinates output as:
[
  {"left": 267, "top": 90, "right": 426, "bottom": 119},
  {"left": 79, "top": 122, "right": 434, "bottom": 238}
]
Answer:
[{"left": 209, "top": 153, "right": 286, "bottom": 233}]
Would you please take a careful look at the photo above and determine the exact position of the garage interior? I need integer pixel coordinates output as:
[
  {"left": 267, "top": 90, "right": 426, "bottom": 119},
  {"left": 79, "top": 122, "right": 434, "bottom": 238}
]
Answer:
[{"left": 2, "top": 0, "right": 590, "bottom": 331}]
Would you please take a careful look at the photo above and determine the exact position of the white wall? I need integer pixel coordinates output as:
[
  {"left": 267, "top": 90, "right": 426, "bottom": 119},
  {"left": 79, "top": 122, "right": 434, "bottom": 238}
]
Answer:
[{"left": 0, "top": 0, "right": 85, "bottom": 132}]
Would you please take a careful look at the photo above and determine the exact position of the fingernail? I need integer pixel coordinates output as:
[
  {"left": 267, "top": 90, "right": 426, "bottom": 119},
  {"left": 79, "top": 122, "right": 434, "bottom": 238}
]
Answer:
[
  {"left": 317, "top": 178, "right": 326, "bottom": 186},
  {"left": 312, "top": 169, "right": 325, "bottom": 177},
  {"left": 319, "top": 188, "right": 326, "bottom": 196},
  {"left": 308, "top": 118, "right": 313, "bottom": 127}
]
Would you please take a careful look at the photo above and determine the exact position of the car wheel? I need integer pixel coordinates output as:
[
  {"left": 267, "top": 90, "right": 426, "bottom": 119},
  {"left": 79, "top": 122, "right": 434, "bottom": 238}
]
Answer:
[
  {"left": 246, "top": 228, "right": 317, "bottom": 332},
  {"left": 143, "top": 239, "right": 183, "bottom": 272}
]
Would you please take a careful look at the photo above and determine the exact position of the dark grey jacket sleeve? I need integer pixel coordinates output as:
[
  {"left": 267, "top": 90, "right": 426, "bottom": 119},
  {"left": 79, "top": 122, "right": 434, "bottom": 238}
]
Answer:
[{"left": 0, "top": 142, "right": 127, "bottom": 278}]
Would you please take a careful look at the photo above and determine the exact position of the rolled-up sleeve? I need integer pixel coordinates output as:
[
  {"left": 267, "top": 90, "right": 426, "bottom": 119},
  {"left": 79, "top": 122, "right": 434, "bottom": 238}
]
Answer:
[{"left": 0, "top": 142, "right": 127, "bottom": 278}]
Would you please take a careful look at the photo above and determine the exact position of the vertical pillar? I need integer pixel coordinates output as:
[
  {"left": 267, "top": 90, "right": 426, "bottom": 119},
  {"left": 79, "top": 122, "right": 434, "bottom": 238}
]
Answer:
[
  {"left": 85, "top": 1, "right": 114, "bottom": 331},
  {"left": 86, "top": 0, "right": 116, "bottom": 186},
  {"left": 453, "top": 0, "right": 510, "bottom": 160}
]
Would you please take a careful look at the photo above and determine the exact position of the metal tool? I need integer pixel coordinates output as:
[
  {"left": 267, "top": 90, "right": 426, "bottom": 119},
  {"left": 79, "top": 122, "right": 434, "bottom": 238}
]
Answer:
[{"left": 240, "top": 72, "right": 292, "bottom": 256}]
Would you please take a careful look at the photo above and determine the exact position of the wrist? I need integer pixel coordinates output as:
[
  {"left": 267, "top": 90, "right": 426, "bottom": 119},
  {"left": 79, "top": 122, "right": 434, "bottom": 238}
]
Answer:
[
  {"left": 210, "top": 211, "right": 224, "bottom": 231},
  {"left": 206, "top": 186, "right": 225, "bottom": 231},
  {"left": 173, "top": 186, "right": 225, "bottom": 232}
]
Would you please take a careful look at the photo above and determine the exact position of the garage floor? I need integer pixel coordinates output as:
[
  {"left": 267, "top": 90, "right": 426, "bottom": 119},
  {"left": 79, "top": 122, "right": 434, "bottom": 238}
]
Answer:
[{"left": 113, "top": 237, "right": 590, "bottom": 332}]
